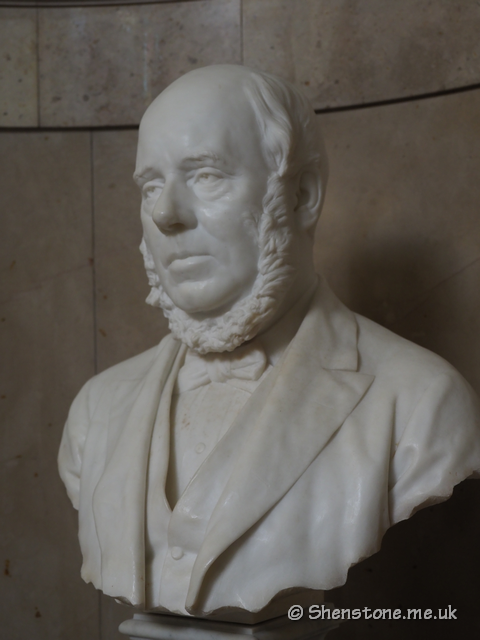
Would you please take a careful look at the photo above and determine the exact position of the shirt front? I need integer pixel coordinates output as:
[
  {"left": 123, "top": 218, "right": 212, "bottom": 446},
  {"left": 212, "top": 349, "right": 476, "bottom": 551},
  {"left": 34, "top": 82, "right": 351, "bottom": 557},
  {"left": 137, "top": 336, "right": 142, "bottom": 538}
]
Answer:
[
  {"left": 145, "top": 350, "right": 271, "bottom": 610},
  {"left": 168, "top": 360, "right": 270, "bottom": 505}
]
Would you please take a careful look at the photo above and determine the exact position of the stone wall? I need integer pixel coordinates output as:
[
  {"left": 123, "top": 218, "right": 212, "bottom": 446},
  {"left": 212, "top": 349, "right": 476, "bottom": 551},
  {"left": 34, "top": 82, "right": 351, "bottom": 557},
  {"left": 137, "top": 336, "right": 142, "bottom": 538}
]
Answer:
[
  {"left": 1, "top": 2, "right": 479, "bottom": 639},
  {"left": 2, "top": 1, "right": 480, "bottom": 126}
]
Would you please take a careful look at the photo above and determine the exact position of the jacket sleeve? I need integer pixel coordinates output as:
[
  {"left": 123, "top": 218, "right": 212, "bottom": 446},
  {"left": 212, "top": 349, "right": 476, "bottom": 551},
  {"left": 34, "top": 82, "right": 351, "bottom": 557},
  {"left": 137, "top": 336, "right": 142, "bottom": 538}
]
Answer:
[
  {"left": 58, "top": 379, "right": 93, "bottom": 510},
  {"left": 389, "top": 370, "right": 480, "bottom": 525}
]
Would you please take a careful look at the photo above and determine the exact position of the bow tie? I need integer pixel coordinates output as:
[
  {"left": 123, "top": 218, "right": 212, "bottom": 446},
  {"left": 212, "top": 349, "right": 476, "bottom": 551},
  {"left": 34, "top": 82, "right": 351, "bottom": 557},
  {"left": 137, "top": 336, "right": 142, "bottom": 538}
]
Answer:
[{"left": 176, "top": 342, "right": 269, "bottom": 394}]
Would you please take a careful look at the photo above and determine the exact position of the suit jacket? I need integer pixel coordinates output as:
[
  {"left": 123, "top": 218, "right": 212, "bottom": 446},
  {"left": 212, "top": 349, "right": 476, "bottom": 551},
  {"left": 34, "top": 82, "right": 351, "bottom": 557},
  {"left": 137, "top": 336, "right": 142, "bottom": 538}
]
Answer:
[{"left": 58, "top": 278, "right": 480, "bottom": 617}]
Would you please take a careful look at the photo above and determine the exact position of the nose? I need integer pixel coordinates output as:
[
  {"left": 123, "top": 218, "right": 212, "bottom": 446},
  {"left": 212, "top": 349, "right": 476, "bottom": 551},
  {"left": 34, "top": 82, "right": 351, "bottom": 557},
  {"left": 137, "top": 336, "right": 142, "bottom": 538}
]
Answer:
[{"left": 152, "top": 177, "right": 196, "bottom": 234}]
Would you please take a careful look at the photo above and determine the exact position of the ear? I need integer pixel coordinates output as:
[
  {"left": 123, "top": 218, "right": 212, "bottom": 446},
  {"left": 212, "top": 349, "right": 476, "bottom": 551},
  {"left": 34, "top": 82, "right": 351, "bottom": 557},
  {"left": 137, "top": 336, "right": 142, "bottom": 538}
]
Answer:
[{"left": 294, "top": 169, "right": 323, "bottom": 232}]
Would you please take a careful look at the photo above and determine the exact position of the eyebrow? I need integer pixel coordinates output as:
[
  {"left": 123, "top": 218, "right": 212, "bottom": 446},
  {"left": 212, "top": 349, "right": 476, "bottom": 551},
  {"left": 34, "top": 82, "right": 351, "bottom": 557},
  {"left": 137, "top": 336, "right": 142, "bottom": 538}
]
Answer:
[
  {"left": 133, "top": 170, "right": 152, "bottom": 186},
  {"left": 133, "top": 152, "right": 227, "bottom": 185},
  {"left": 181, "top": 152, "right": 223, "bottom": 168}
]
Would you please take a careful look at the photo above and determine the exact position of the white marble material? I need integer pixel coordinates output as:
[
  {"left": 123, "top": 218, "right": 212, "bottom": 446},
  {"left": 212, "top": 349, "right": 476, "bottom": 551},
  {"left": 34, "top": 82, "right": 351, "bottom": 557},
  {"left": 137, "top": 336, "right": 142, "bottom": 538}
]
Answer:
[
  {"left": 119, "top": 611, "right": 339, "bottom": 640},
  {"left": 58, "top": 65, "right": 480, "bottom": 622}
]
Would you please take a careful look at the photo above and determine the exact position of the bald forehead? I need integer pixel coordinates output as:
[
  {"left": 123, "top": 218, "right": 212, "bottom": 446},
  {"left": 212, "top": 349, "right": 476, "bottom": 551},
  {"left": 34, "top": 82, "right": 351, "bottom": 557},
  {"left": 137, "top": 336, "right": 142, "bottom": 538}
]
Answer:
[
  {"left": 135, "top": 66, "right": 272, "bottom": 182},
  {"left": 136, "top": 68, "right": 266, "bottom": 172},
  {"left": 142, "top": 67, "right": 254, "bottom": 129},
  {"left": 156, "top": 65, "right": 253, "bottom": 102}
]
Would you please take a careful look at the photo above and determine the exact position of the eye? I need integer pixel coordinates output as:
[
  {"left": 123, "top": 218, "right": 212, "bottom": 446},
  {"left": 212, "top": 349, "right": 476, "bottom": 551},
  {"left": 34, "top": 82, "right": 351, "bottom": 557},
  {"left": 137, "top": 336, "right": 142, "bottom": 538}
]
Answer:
[
  {"left": 142, "top": 182, "right": 163, "bottom": 199},
  {"left": 195, "top": 170, "right": 223, "bottom": 186},
  {"left": 189, "top": 168, "right": 229, "bottom": 200}
]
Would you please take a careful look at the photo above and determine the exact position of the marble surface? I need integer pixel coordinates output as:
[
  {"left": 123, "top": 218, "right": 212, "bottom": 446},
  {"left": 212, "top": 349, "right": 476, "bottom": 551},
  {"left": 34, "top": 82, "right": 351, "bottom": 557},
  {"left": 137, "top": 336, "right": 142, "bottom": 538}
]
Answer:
[
  {"left": 119, "top": 611, "right": 339, "bottom": 640},
  {"left": 38, "top": 0, "right": 241, "bottom": 127},
  {"left": 56, "top": 67, "right": 480, "bottom": 627},
  {"left": 0, "top": 8, "right": 38, "bottom": 127},
  {"left": 243, "top": 0, "right": 480, "bottom": 110}
]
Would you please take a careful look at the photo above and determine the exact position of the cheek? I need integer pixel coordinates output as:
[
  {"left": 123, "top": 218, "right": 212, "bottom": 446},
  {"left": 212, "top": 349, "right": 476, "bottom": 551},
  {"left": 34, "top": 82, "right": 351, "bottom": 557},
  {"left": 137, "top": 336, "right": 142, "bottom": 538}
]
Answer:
[
  {"left": 141, "top": 215, "right": 168, "bottom": 270},
  {"left": 197, "top": 197, "right": 261, "bottom": 248},
  {"left": 141, "top": 215, "right": 157, "bottom": 249},
  {"left": 141, "top": 208, "right": 155, "bottom": 235}
]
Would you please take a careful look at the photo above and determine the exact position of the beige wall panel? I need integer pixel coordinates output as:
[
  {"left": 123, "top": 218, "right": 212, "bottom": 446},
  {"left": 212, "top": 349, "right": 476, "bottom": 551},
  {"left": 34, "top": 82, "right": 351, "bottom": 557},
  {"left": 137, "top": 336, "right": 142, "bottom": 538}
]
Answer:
[
  {"left": 93, "top": 129, "right": 168, "bottom": 374},
  {"left": 0, "top": 274, "right": 99, "bottom": 640},
  {"left": 1, "top": 132, "right": 93, "bottom": 302},
  {"left": 0, "top": 8, "right": 38, "bottom": 127},
  {"left": 317, "top": 88, "right": 480, "bottom": 393},
  {"left": 392, "top": 260, "right": 480, "bottom": 393},
  {"left": 243, "top": 0, "right": 480, "bottom": 110},
  {"left": 0, "top": 132, "right": 98, "bottom": 637},
  {"left": 38, "top": 0, "right": 241, "bottom": 127}
]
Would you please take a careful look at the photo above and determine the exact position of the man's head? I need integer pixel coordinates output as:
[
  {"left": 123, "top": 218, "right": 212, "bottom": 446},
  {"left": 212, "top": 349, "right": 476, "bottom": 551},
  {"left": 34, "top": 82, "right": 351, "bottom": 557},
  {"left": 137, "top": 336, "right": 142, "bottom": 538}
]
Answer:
[{"left": 134, "top": 65, "right": 328, "bottom": 353}]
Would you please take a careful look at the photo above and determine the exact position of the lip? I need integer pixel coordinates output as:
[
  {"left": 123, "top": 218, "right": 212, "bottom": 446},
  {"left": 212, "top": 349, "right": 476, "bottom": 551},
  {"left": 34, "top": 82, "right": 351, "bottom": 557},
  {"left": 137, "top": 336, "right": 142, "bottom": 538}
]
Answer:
[
  {"left": 168, "top": 255, "right": 214, "bottom": 279},
  {"left": 167, "top": 251, "right": 209, "bottom": 265}
]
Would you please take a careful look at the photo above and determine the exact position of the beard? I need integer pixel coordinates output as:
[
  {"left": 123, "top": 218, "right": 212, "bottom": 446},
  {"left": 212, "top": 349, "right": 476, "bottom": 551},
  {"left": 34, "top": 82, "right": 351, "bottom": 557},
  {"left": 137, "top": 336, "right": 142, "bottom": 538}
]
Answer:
[{"left": 140, "top": 175, "right": 296, "bottom": 355}]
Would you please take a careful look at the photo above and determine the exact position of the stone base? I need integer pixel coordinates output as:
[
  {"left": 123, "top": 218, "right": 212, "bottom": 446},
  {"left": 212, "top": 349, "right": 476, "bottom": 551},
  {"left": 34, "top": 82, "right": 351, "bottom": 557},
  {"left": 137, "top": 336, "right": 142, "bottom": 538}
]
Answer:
[{"left": 119, "top": 610, "right": 339, "bottom": 640}]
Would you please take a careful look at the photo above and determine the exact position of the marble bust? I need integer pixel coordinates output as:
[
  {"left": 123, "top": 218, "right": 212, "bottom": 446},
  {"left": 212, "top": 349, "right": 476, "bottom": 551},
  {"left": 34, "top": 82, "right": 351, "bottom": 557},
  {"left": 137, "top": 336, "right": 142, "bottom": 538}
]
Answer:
[{"left": 59, "top": 65, "right": 480, "bottom": 620}]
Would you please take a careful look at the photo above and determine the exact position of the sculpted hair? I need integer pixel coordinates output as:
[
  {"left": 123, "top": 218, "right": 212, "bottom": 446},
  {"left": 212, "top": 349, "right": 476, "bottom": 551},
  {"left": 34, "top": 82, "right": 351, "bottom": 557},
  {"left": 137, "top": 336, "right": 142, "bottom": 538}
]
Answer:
[{"left": 243, "top": 68, "right": 329, "bottom": 192}]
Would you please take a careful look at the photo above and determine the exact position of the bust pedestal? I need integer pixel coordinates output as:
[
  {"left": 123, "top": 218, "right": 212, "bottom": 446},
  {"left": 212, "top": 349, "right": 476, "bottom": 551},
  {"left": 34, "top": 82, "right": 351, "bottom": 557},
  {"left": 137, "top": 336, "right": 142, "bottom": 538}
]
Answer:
[{"left": 119, "top": 611, "right": 339, "bottom": 640}]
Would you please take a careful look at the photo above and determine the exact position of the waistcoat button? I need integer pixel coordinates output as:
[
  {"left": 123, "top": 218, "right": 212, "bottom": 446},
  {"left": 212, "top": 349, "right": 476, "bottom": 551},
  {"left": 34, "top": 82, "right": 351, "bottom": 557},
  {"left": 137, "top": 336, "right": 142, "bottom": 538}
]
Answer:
[{"left": 171, "top": 546, "right": 184, "bottom": 560}]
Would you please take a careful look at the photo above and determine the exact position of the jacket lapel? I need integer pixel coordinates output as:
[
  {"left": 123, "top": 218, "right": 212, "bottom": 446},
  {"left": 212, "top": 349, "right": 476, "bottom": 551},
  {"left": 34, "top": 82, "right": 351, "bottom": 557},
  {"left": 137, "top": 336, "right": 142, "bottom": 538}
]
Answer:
[
  {"left": 186, "top": 280, "right": 375, "bottom": 608},
  {"left": 91, "top": 335, "right": 184, "bottom": 605}
]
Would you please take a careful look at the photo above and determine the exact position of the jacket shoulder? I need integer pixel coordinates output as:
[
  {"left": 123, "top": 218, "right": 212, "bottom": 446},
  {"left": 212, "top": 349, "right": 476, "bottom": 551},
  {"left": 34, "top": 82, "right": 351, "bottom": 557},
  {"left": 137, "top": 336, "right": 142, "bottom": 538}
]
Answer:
[
  {"left": 95, "top": 343, "right": 160, "bottom": 383},
  {"left": 79, "top": 335, "right": 173, "bottom": 413},
  {"left": 355, "top": 313, "right": 460, "bottom": 382}
]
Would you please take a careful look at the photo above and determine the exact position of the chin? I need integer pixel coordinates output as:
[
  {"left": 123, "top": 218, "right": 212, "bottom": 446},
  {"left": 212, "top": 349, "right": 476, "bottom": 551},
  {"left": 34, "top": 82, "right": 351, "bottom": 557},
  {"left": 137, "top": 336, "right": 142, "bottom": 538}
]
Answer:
[{"left": 165, "top": 281, "right": 243, "bottom": 317}]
